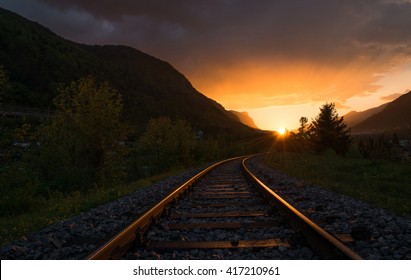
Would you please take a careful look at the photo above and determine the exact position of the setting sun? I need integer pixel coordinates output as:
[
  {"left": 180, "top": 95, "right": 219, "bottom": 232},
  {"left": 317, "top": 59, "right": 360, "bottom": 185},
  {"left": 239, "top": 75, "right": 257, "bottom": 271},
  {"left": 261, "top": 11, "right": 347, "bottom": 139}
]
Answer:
[{"left": 278, "top": 127, "right": 286, "bottom": 135}]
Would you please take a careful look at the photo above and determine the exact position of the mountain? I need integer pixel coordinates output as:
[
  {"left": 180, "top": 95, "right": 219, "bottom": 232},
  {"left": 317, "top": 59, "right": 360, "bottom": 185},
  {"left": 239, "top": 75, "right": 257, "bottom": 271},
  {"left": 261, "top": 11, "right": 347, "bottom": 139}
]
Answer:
[
  {"left": 0, "top": 7, "right": 257, "bottom": 138},
  {"left": 229, "top": 110, "right": 259, "bottom": 129},
  {"left": 352, "top": 91, "right": 411, "bottom": 133},
  {"left": 344, "top": 103, "right": 388, "bottom": 128}
]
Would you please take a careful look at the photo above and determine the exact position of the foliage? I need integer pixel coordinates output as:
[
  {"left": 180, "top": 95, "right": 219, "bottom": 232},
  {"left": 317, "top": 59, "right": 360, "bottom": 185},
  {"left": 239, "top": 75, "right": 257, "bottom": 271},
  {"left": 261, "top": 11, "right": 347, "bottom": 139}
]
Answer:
[
  {"left": 0, "top": 161, "right": 43, "bottom": 216},
  {"left": 0, "top": 65, "right": 8, "bottom": 90},
  {"left": 357, "top": 133, "right": 403, "bottom": 161},
  {"left": 297, "top": 116, "right": 308, "bottom": 139},
  {"left": 309, "top": 103, "right": 351, "bottom": 155},
  {"left": 0, "top": 65, "right": 11, "bottom": 103},
  {"left": 138, "top": 117, "right": 195, "bottom": 172},
  {"left": 193, "top": 136, "right": 225, "bottom": 162},
  {"left": 33, "top": 76, "right": 128, "bottom": 191}
]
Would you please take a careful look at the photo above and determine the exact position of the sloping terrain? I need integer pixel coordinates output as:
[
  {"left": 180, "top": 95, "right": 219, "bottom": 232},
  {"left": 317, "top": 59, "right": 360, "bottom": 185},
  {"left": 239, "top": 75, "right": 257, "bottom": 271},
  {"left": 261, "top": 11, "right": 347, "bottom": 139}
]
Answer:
[
  {"left": 344, "top": 103, "right": 387, "bottom": 128},
  {"left": 352, "top": 91, "right": 411, "bottom": 133},
  {"left": 0, "top": 7, "right": 256, "bottom": 138}
]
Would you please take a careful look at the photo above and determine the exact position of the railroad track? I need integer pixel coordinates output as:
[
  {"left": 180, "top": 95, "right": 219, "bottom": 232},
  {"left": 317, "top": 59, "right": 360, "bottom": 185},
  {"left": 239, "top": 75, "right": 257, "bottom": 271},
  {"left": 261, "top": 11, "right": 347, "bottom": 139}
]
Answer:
[{"left": 87, "top": 156, "right": 362, "bottom": 260}]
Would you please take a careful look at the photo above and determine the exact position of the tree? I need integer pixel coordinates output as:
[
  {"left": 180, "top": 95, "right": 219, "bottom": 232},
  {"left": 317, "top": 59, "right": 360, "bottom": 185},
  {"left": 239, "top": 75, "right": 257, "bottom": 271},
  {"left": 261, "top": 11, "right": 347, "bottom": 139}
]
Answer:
[
  {"left": 37, "top": 76, "right": 127, "bottom": 190},
  {"left": 139, "top": 117, "right": 195, "bottom": 171},
  {"left": 139, "top": 117, "right": 174, "bottom": 170},
  {"left": 170, "top": 119, "right": 195, "bottom": 166},
  {"left": 309, "top": 103, "right": 351, "bottom": 155},
  {"left": 297, "top": 116, "right": 308, "bottom": 139}
]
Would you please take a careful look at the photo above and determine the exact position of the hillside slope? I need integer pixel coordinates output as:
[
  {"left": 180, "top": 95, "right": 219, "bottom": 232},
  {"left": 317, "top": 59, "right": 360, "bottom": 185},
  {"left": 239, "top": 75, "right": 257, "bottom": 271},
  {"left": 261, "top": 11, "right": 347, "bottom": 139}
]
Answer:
[
  {"left": 344, "top": 103, "right": 387, "bottom": 128},
  {"left": 352, "top": 91, "right": 411, "bottom": 133},
  {"left": 229, "top": 110, "right": 259, "bottom": 129},
  {"left": 0, "top": 7, "right": 256, "bottom": 138}
]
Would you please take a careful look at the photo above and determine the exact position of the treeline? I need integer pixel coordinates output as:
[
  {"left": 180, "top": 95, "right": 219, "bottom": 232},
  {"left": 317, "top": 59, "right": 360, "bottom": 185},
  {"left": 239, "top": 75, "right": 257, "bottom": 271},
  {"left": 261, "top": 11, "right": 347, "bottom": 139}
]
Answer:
[
  {"left": 0, "top": 75, "right": 226, "bottom": 216},
  {"left": 274, "top": 103, "right": 351, "bottom": 156},
  {"left": 274, "top": 102, "right": 410, "bottom": 161},
  {"left": 357, "top": 133, "right": 410, "bottom": 161}
]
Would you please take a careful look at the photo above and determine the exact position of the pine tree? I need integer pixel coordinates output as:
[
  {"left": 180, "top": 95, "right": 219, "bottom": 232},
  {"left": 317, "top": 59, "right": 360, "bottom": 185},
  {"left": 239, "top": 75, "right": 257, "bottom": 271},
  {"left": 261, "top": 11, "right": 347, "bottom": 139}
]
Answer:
[{"left": 309, "top": 103, "right": 351, "bottom": 155}]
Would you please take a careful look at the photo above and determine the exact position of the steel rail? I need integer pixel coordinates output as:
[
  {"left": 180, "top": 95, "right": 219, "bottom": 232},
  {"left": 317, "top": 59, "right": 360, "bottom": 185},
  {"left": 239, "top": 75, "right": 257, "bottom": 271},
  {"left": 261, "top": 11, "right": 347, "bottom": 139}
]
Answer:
[
  {"left": 86, "top": 156, "right": 247, "bottom": 259},
  {"left": 242, "top": 156, "right": 363, "bottom": 260}
]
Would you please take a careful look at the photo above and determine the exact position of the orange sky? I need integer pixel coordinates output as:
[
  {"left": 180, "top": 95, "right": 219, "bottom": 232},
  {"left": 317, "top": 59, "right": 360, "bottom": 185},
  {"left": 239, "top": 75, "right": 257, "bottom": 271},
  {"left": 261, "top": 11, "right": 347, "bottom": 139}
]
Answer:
[{"left": 189, "top": 60, "right": 411, "bottom": 131}]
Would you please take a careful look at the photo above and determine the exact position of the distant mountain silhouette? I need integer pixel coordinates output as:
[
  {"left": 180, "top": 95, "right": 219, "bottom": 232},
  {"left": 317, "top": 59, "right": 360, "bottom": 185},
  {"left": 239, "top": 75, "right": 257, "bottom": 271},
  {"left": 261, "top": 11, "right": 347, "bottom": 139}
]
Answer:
[
  {"left": 228, "top": 110, "right": 259, "bottom": 129},
  {"left": 352, "top": 91, "right": 411, "bottom": 133},
  {"left": 344, "top": 103, "right": 388, "bottom": 128},
  {"left": 0, "top": 7, "right": 257, "bottom": 138}
]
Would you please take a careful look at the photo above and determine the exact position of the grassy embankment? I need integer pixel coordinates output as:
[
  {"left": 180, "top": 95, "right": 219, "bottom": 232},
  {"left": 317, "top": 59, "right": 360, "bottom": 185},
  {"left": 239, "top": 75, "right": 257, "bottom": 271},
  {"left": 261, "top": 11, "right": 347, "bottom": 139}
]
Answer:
[
  {"left": 0, "top": 168, "right": 186, "bottom": 246},
  {"left": 264, "top": 149, "right": 411, "bottom": 216}
]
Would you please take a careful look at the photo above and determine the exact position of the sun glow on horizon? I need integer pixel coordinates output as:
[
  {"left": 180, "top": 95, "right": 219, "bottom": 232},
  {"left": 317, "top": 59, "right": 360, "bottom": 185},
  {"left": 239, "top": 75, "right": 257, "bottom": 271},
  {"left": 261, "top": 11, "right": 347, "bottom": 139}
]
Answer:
[
  {"left": 239, "top": 103, "right": 321, "bottom": 131},
  {"left": 278, "top": 127, "right": 286, "bottom": 135}
]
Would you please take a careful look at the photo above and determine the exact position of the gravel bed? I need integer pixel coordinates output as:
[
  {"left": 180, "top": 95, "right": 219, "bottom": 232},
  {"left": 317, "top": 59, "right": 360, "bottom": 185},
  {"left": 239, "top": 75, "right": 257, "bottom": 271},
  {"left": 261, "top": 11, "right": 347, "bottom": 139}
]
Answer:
[
  {"left": 0, "top": 167, "right": 205, "bottom": 259},
  {"left": 246, "top": 156, "right": 411, "bottom": 260}
]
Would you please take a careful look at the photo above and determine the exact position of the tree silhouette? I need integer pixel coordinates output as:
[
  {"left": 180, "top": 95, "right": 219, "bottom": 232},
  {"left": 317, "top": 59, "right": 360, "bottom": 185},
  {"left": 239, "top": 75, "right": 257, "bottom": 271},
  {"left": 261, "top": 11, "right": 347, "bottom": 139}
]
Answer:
[
  {"left": 309, "top": 103, "right": 351, "bottom": 155},
  {"left": 298, "top": 116, "right": 308, "bottom": 139}
]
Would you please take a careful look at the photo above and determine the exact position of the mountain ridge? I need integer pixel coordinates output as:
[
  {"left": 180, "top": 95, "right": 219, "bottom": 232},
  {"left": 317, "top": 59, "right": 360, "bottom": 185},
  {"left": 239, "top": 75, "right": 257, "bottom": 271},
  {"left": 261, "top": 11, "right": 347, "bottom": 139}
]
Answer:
[
  {"left": 229, "top": 110, "right": 259, "bottom": 129},
  {"left": 344, "top": 103, "right": 388, "bottom": 128},
  {"left": 351, "top": 91, "right": 411, "bottom": 133},
  {"left": 0, "top": 7, "right": 258, "bottom": 137}
]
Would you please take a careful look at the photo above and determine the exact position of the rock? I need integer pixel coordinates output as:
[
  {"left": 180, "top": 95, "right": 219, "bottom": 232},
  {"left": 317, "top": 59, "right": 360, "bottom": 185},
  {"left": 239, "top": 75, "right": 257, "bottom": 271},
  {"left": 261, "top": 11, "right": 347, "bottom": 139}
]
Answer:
[
  {"left": 299, "top": 247, "right": 314, "bottom": 259},
  {"left": 351, "top": 226, "right": 371, "bottom": 241},
  {"left": 278, "top": 246, "right": 288, "bottom": 253}
]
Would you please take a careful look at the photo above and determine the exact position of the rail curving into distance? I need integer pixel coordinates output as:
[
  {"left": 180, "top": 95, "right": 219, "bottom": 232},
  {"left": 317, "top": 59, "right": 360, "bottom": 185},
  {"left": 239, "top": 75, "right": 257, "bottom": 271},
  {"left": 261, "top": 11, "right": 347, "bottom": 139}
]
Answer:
[{"left": 87, "top": 155, "right": 362, "bottom": 260}]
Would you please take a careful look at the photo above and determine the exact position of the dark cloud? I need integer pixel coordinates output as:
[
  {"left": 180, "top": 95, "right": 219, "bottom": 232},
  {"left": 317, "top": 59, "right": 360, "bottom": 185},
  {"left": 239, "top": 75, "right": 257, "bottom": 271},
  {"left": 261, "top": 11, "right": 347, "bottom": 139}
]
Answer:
[
  {"left": 31, "top": 0, "right": 411, "bottom": 62},
  {"left": 354, "top": 1, "right": 411, "bottom": 44},
  {"left": 1, "top": 0, "right": 411, "bottom": 108},
  {"left": 0, "top": 0, "right": 116, "bottom": 43}
]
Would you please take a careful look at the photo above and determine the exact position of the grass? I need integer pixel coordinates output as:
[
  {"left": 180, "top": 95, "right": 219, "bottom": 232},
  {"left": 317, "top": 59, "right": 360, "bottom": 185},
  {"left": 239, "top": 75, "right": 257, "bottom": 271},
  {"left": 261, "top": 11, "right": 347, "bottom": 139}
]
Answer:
[
  {"left": 264, "top": 149, "right": 411, "bottom": 216},
  {"left": 0, "top": 168, "right": 187, "bottom": 246}
]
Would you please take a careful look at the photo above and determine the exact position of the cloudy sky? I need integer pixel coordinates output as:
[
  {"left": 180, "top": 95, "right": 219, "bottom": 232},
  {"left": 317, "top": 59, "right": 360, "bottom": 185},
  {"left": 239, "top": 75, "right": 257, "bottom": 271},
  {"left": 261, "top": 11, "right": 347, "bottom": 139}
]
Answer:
[{"left": 1, "top": 0, "right": 411, "bottom": 130}]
